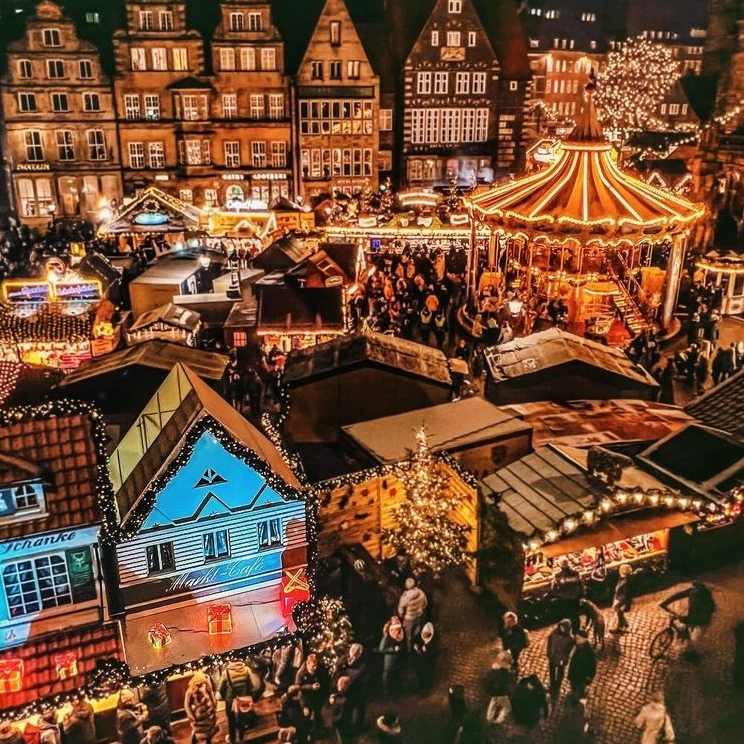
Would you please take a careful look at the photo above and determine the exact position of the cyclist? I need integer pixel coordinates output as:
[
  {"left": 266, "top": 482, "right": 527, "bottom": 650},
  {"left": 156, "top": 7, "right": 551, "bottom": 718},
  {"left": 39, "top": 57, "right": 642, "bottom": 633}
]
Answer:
[{"left": 659, "top": 580, "right": 716, "bottom": 662}]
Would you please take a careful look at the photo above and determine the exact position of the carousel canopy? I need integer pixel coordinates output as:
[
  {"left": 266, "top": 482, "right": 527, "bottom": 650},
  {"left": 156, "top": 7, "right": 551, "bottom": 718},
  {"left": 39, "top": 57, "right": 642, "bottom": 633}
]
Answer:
[
  {"left": 98, "top": 187, "right": 204, "bottom": 235},
  {"left": 469, "top": 88, "right": 705, "bottom": 240}
]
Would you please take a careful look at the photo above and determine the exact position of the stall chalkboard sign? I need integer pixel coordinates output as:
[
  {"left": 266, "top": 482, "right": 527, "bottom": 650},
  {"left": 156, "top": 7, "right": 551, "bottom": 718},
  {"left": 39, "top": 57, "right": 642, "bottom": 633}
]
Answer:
[{"left": 66, "top": 547, "right": 97, "bottom": 603}]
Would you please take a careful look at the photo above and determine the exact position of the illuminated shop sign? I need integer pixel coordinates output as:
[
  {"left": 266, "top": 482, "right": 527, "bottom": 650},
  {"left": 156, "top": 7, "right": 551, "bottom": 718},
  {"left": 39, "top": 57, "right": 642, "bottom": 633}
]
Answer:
[
  {"left": 54, "top": 281, "right": 101, "bottom": 301},
  {"left": 1, "top": 281, "right": 52, "bottom": 303}
]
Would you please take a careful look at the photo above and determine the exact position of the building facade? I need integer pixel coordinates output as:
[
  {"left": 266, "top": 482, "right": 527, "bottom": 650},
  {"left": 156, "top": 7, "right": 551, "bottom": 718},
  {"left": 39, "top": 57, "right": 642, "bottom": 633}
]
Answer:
[
  {"left": 211, "top": 0, "right": 293, "bottom": 207},
  {"left": 294, "top": 0, "right": 380, "bottom": 196},
  {"left": 0, "top": 0, "right": 122, "bottom": 227}
]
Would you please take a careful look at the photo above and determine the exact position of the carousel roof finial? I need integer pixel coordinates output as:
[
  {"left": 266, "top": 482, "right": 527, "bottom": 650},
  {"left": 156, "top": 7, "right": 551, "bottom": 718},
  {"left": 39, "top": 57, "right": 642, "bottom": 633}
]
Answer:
[{"left": 571, "top": 69, "right": 604, "bottom": 142}]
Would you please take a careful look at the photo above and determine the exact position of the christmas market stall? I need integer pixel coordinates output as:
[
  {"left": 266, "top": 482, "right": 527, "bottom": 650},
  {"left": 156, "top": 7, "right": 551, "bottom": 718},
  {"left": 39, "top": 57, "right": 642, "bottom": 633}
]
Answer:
[
  {"left": 0, "top": 402, "right": 125, "bottom": 723},
  {"left": 694, "top": 251, "right": 744, "bottom": 316},
  {"left": 467, "top": 82, "right": 706, "bottom": 340},
  {"left": 479, "top": 443, "right": 725, "bottom": 622},
  {"left": 125, "top": 303, "right": 202, "bottom": 347}
]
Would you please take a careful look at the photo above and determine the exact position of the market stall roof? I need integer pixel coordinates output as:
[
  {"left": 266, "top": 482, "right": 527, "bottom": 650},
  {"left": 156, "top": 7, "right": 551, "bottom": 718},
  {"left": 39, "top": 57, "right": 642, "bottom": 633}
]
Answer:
[
  {"left": 208, "top": 209, "right": 278, "bottom": 240},
  {"left": 129, "top": 302, "right": 201, "bottom": 335},
  {"left": 127, "top": 254, "right": 202, "bottom": 285},
  {"left": 97, "top": 187, "right": 204, "bottom": 235},
  {"left": 251, "top": 234, "right": 316, "bottom": 272},
  {"left": 283, "top": 332, "right": 452, "bottom": 387},
  {"left": 468, "top": 88, "right": 705, "bottom": 238},
  {"left": 483, "top": 328, "right": 658, "bottom": 388},
  {"left": 342, "top": 397, "right": 531, "bottom": 465},
  {"left": 0, "top": 360, "right": 63, "bottom": 407},
  {"left": 685, "top": 367, "right": 744, "bottom": 437},
  {"left": 109, "top": 363, "right": 301, "bottom": 532},
  {"left": 638, "top": 423, "right": 744, "bottom": 504},
  {"left": 75, "top": 251, "right": 122, "bottom": 291}
]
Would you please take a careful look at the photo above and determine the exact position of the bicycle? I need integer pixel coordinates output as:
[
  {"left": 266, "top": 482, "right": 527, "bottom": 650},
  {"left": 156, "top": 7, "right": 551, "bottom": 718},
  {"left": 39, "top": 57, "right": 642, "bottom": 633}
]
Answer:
[{"left": 649, "top": 610, "right": 689, "bottom": 660}]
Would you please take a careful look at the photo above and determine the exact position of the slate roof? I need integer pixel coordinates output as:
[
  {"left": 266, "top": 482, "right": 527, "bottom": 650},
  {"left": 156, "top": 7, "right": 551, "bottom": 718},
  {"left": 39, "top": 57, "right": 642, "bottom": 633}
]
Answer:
[
  {"left": 282, "top": 332, "right": 452, "bottom": 387},
  {"left": 0, "top": 361, "right": 63, "bottom": 407},
  {"left": 129, "top": 302, "right": 201, "bottom": 334},
  {"left": 251, "top": 235, "right": 316, "bottom": 273},
  {"left": 0, "top": 623, "right": 123, "bottom": 714},
  {"left": 0, "top": 411, "right": 101, "bottom": 541},
  {"left": 685, "top": 367, "right": 744, "bottom": 438},
  {"left": 483, "top": 328, "right": 658, "bottom": 388}
]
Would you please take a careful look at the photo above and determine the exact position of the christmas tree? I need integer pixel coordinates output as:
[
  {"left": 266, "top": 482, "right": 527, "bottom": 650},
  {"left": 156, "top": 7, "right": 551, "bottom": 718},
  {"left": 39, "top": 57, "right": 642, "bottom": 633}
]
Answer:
[
  {"left": 383, "top": 427, "right": 471, "bottom": 577},
  {"left": 295, "top": 595, "right": 354, "bottom": 676}
]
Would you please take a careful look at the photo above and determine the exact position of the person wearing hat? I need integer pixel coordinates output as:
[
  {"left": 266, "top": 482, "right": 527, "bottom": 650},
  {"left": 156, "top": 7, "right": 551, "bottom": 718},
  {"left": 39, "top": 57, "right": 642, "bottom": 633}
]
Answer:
[
  {"left": 184, "top": 671, "right": 218, "bottom": 744},
  {"left": 499, "top": 612, "right": 529, "bottom": 675},
  {"left": 62, "top": 696, "right": 96, "bottom": 744},
  {"left": 140, "top": 684, "right": 172, "bottom": 736},
  {"left": 397, "top": 578, "right": 428, "bottom": 653},
  {"left": 0, "top": 722, "right": 25, "bottom": 744},
  {"left": 412, "top": 622, "right": 438, "bottom": 693},
  {"left": 378, "top": 616, "right": 405, "bottom": 698},
  {"left": 484, "top": 650, "right": 514, "bottom": 725},
  {"left": 117, "top": 690, "right": 146, "bottom": 744}
]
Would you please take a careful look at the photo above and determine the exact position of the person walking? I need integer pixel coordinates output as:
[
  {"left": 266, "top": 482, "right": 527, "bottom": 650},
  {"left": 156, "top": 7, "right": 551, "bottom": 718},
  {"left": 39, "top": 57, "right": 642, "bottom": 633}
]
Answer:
[
  {"left": 567, "top": 629, "right": 597, "bottom": 697},
  {"left": 510, "top": 675, "right": 549, "bottom": 729},
  {"left": 547, "top": 619, "right": 575, "bottom": 702},
  {"left": 484, "top": 650, "right": 514, "bottom": 725},
  {"left": 378, "top": 616, "right": 405, "bottom": 698},
  {"left": 412, "top": 621, "right": 438, "bottom": 693},
  {"left": 218, "top": 660, "right": 252, "bottom": 744},
  {"left": 397, "top": 578, "right": 428, "bottom": 652},
  {"left": 140, "top": 684, "right": 172, "bottom": 736},
  {"left": 611, "top": 564, "right": 633, "bottom": 633},
  {"left": 635, "top": 691, "right": 675, "bottom": 744},
  {"left": 578, "top": 597, "right": 605, "bottom": 649},
  {"left": 116, "top": 690, "right": 147, "bottom": 744},
  {"left": 184, "top": 672, "right": 219, "bottom": 744},
  {"left": 550, "top": 558, "right": 584, "bottom": 631},
  {"left": 499, "top": 612, "right": 529, "bottom": 674},
  {"left": 660, "top": 580, "right": 716, "bottom": 662}
]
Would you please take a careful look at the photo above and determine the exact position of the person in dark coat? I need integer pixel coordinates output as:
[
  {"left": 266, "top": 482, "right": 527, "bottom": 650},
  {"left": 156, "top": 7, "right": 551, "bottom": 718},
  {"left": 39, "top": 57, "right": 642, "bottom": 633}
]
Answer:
[
  {"left": 412, "top": 621, "right": 439, "bottom": 693},
  {"left": 567, "top": 630, "right": 597, "bottom": 697},
  {"left": 277, "top": 687, "right": 309, "bottom": 744},
  {"left": 510, "top": 674, "right": 550, "bottom": 729},
  {"left": 294, "top": 653, "right": 327, "bottom": 731},
  {"left": 218, "top": 661, "right": 253, "bottom": 744},
  {"left": 140, "top": 684, "right": 172, "bottom": 735},
  {"left": 578, "top": 597, "right": 605, "bottom": 649},
  {"left": 484, "top": 650, "right": 514, "bottom": 724},
  {"left": 658, "top": 358, "right": 676, "bottom": 403},
  {"left": 335, "top": 643, "right": 368, "bottom": 728},
  {"left": 117, "top": 689, "right": 147, "bottom": 744},
  {"left": 62, "top": 697, "right": 96, "bottom": 744},
  {"left": 499, "top": 612, "right": 529, "bottom": 674},
  {"left": 660, "top": 580, "right": 716, "bottom": 660},
  {"left": 550, "top": 558, "right": 584, "bottom": 631},
  {"left": 329, "top": 677, "right": 354, "bottom": 744},
  {"left": 378, "top": 616, "right": 405, "bottom": 698},
  {"left": 559, "top": 691, "right": 591, "bottom": 744},
  {"left": 547, "top": 619, "right": 575, "bottom": 702}
]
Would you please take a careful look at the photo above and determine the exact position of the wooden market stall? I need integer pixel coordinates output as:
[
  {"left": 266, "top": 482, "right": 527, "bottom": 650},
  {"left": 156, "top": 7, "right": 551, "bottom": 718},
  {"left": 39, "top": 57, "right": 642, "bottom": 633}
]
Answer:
[{"left": 694, "top": 251, "right": 744, "bottom": 315}]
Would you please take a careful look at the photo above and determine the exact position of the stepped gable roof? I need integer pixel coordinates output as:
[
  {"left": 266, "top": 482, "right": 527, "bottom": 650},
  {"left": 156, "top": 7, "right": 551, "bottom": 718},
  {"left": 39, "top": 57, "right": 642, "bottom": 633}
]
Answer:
[
  {"left": 685, "top": 367, "right": 744, "bottom": 438},
  {"left": 282, "top": 331, "right": 452, "bottom": 387},
  {"left": 110, "top": 363, "right": 301, "bottom": 533},
  {"left": 483, "top": 328, "right": 658, "bottom": 388},
  {"left": 469, "top": 86, "right": 705, "bottom": 237},
  {"left": 0, "top": 407, "right": 101, "bottom": 541}
]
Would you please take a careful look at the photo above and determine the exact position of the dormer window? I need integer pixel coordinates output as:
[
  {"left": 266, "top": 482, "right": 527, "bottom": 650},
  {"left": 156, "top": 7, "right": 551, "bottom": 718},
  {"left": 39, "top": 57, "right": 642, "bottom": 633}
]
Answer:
[
  {"left": 229, "top": 12, "right": 244, "bottom": 31},
  {"left": 0, "top": 480, "right": 46, "bottom": 518},
  {"left": 448, "top": 0, "right": 462, "bottom": 12},
  {"left": 42, "top": 28, "right": 61, "bottom": 47},
  {"left": 330, "top": 21, "right": 341, "bottom": 46},
  {"left": 248, "top": 11, "right": 262, "bottom": 31}
]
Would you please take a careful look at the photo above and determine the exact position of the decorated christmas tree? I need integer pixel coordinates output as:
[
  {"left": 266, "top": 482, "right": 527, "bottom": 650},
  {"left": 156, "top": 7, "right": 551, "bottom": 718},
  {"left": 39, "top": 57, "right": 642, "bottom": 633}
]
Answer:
[
  {"left": 383, "top": 427, "right": 471, "bottom": 577},
  {"left": 295, "top": 595, "right": 354, "bottom": 676}
]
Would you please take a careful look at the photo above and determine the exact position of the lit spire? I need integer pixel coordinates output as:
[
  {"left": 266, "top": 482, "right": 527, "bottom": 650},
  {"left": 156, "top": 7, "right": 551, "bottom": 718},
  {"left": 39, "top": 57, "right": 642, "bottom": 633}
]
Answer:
[{"left": 572, "top": 70, "right": 604, "bottom": 142}]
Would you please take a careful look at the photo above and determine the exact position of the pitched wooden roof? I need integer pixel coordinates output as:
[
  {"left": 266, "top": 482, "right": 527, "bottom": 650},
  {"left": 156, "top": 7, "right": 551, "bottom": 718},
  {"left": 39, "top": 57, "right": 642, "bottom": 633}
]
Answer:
[{"left": 685, "top": 367, "right": 744, "bottom": 438}]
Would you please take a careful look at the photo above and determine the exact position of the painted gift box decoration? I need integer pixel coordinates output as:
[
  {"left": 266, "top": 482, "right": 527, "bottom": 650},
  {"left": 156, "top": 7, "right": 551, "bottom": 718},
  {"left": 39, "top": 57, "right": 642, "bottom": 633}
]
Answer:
[
  {"left": 53, "top": 652, "right": 78, "bottom": 680},
  {"left": 0, "top": 659, "right": 23, "bottom": 693},
  {"left": 148, "top": 622, "right": 172, "bottom": 649},
  {"left": 281, "top": 567, "right": 310, "bottom": 616},
  {"left": 207, "top": 604, "right": 232, "bottom": 635}
]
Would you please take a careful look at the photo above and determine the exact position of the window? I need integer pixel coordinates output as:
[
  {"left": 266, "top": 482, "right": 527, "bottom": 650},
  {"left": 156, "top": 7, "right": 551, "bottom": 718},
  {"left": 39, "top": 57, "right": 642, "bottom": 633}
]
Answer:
[
  {"left": 173, "top": 48, "right": 189, "bottom": 71},
  {"left": 311, "top": 60, "right": 323, "bottom": 79},
  {"left": 47, "top": 59, "right": 65, "bottom": 78},
  {"left": 225, "top": 141, "right": 241, "bottom": 168},
  {"left": 78, "top": 59, "right": 93, "bottom": 79},
  {"left": 268, "top": 94, "right": 283, "bottom": 119},
  {"left": 17, "top": 178, "right": 52, "bottom": 217},
  {"left": 25, "top": 130, "right": 44, "bottom": 160},
  {"left": 124, "top": 94, "right": 140, "bottom": 119},
  {"left": 417, "top": 72, "right": 432, "bottom": 95},
  {"left": 669, "top": 103, "right": 680, "bottom": 115},
  {"left": 434, "top": 72, "right": 448, "bottom": 94},
  {"left": 151, "top": 48, "right": 167, "bottom": 70},
  {"left": 249, "top": 94, "right": 264, "bottom": 118},
  {"left": 128, "top": 142, "right": 145, "bottom": 169},
  {"left": 682, "top": 104, "right": 688, "bottom": 115},
  {"left": 182, "top": 139, "right": 206, "bottom": 165},
  {"left": 347, "top": 60, "right": 360, "bottom": 79},
  {"left": 455, "top": 72, "right": 469, "bottom": 94},
  {"left": 260, "top": 47, "right": 275, "bottom": 70},
  {"left": 229, "top": 12, "right": 244, "bottom": 31},
  {"left": 205, "top": 188, "right": 218, "bottom": 207},
  {"left": 18, "top": 59, "right": 32, "bottom": 79},
  {"left": 330, "top": 60, "right": 341, "bottom": 80},
  {"left": 18, "top": 93, "right": 37, "bottom": 112},
  {"left": 180, "top": 189, "right": 193, "bottom": 203},
  {"left": 431, "top": 30, "right": 439, "bottom": 46},
  {"left": 3, "top": 555, "right": 72, "bottom": 617},
  {"left": 472, "top": 72, "right": 486, "bottom": 94},
  {"left": 42, "top": 28, "right": 61, "bottom": 47},
  {"left": 180, "top": 94, "right": 206, "bottom": 120},
  {"left": 159, "top": 11, "right": 173, "bottom": 31},
  {"left": 240, "top": 47, "right": 256, "bottom": 70},
  {"left": 468, "top": 31, "right": 476, "bottom": 47},
  {"left": 131, "top": 48, "right": 146, "bottom": 71},
  {"left": 447, "top": 31, "right": 461, "bottom": 47},
  {"left": 379, "top": 108, "right": 393, "bottom": 131},
  {"left": 146, "top": 543, "right": 175, "bottom": 574},
  {"left": 660, "top": 103, "right": 667, "bottom": 115},
  {"left": 144, "top": 94, "right": 160, "bottom": 119},
  {"left": 257, "top": 518, "right": 281, "bottom": 548},
  {"left": 220, "top": 47, "right": 236, "bottom": 71},
  {"left": 83, "top": 93, "right": 101, "bottom": 112},
  {"left": 203, "top": 530, "right": 229, "bottom": 561},
  {"left": 270, "top": 141, "right": 286, "bottom": 168},
  {"left": 222, "top": 94, "right": 237, "bottom": 118},
  {"left": 51, "top": 93, "right": 69, "bottom": 112},
  {"left": 148, "top": 141, "right": 165, "bottom": 168},
  {"left": 139, "top": 10, "right": 153, "bottom": 30},
  {"left": 252, "top": 141, "right": 266, "bottom": 168},
  {"left": 87, "top": 129, "right": 106, "bottom": 160},
  {"left": 509, "top": 80, "right": 518, "bottom": 91},
  {"left": 448, "top": 0, "right": 462, "bottom": 11},
  {"left": 248, "top": 11, "right": 262, "bottom": 31},
  {"left": 330, "top": 20, "right": 341, "bottom": 46},
  {"left": 11, "top": 484, "right": 39, "bottom": 510}
]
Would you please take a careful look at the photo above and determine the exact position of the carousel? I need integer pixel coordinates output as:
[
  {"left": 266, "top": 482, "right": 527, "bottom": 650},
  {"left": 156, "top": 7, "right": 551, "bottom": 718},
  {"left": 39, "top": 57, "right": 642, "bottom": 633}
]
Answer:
[{"left": 464, "top": 81, "right": 706, "bottom": 344}]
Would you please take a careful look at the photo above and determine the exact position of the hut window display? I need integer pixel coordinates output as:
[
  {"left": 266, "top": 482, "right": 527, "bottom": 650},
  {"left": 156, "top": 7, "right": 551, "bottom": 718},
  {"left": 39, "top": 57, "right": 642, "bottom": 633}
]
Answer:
[
  {"left": 146, "top": 543, "right": 175, "bottom": 574},
  {"left": 258, "top": 518, "right": 282, "bottom": 549}
]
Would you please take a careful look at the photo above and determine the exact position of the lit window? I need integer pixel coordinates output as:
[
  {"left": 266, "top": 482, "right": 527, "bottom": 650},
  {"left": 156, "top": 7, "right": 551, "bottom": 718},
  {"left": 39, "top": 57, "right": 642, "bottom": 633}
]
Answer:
[
  {"left": 260, "top": 47, "right": 275, "bottom": 70},
  {"left": 128, "top": 142, "right": 145, "bottom": 169},
  {"left": 130, "top": 48, "right": 146, "bottom": 71},
  {"left": 42, "top": 28, "right": 61, "bottom": 47},
  {"left": 347, "top": 60, "right": 360, "bottom": 79},
  {"left": 203, "top": 530, "right": 230, "bottom": 561},
  {"left": 144, "top": 95, "right": 160, "bottom": 119},
  {"left": 230, "top": 13, "right": 244, "bottom": 31},
  {"left": 220, "top": 47, "right": 236, "bottom": 71},
  {"left": 85, "top": 12, "right": 99, "bottom": 23},
  {"left": 78, "top": 59, "right": 93, "bottom": 78},
  {"left": 205, "top": 189, "right": 218, "bottom": 207},
  {"left": 224, "top": 140, "right": 241, "bottom": 168},
  {"left": 330, "top": 21, "right": 341, "bottom": 46},
  {"left": 180, "top": 189, "right": 193, "bottom": 203},
  {"left": 148, "top": 142, "right": 165, "bottom": 168},
  {"left": 448, "top": 0, "right": 462, "bottom": 12},
  {"left": 447, "top": 31, "right": 461, "bottom": 47},
  {"left": 2, "top": 555, "right": 72, "bottom": 617},
  {"left": 18, "top": 59, "right": 32, "bottom": 79},
  {"left": 257, "top": 518, "right": 282, "bottom": 548},
  {"left": 431, "top": 30, "right": 439, "bottom": 46},
  {"left": 669, "top": 103, "right": 679, "bottom": 115},
  {"left": 151, "top": 48, "right": 167, "bottom": 70},
  {"left": 241, "top": 47, "right": 256, "bottom": 70},
  {"left": 379, "top": 108, "right": 393, "bottom": 131},
  {"left": 146, "top": 543, "right": 175, "bottom": 574},
  {"left": 173, "top": 48, "right": 189, "bottom": 71}
]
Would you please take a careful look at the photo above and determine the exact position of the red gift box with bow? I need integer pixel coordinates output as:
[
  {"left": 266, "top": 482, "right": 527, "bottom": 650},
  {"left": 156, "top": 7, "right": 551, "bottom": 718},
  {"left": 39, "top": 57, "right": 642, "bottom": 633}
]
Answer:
[
  {"left": 280, "top": 567, "right": 310, "bottom": 616},
  {"left": 208, "top": 604, "right": 232, "bottom": 635},
  {"left": 148, "top": 622, "right": 172, "bottom": 649},
  {"left": 53, "top": 652, "right": 78, "bottom": 680},
  {"left": 0, "top": 659, "right": 23, "bottom": 693}
]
